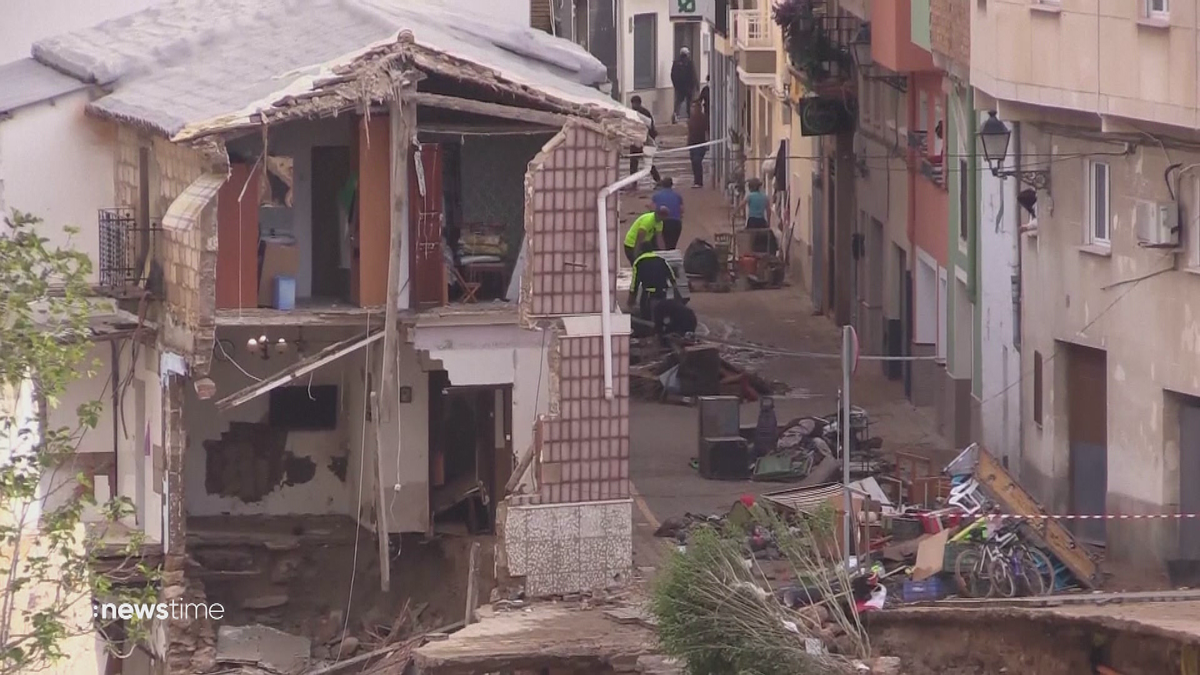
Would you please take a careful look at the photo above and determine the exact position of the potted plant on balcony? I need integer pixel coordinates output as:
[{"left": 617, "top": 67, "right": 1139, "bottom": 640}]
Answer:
[{"left": 773, "top": 0, "right": 853, "bottom": 89}]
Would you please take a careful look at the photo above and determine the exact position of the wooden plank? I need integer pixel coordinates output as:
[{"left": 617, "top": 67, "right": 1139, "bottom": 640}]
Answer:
[
  {"left": 973, "top": 446, "right": 1099, "bottom": 587},
  {"left": 412, "top": 92, "right": 568, "bottom": 129}
]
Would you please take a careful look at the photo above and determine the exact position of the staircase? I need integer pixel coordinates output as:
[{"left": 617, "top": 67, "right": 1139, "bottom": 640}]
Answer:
[{"left": 640, "top": 122, "right": 701, "bottom": 190}]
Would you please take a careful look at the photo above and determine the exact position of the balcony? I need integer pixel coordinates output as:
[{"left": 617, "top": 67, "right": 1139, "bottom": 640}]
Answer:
[
  {"left": 731, "top": 8, "right": 777, "bottom": 79},
  {"left": 98, "top": 208, "right": 159, "bottom": 298},
  {"left": 775, "top": 0, "right": 858, "bottom": 95}
]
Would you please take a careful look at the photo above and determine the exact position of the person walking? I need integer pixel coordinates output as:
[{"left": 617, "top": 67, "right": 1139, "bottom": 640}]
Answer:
[
  {"left": 628, "top": 95, "right": 661, "bottom": 184},
  {"left": 628, "top": 242, "right": 681, "bottom": 324},
  {"left": 687, "top": 100, "right": 709, "bottom": 188},
  {"left": 670, "top": 48, "right": 697, "bottom": 123},
  {"left": 623, "top": 206, "right": 669, "bottom": 264},
  {"left": 652, "top": 177, "right": 684, "bottom": 249}
]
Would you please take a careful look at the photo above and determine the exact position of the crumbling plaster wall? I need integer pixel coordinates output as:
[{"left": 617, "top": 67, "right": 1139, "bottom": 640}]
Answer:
[
  {"left": 183, "top": 327, "right": 361, "bottom": 517},
  {"left": 1020, "top": 126, "right": 1200, "bottom": 566}
]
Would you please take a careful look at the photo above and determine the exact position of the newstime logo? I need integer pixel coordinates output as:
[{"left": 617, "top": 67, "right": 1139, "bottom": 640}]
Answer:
[{"left": 93, "top": 600, "right": 225, "bottom": 621}]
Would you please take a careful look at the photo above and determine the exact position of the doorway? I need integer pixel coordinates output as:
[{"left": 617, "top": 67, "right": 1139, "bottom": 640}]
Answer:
[
  {"left": 1180, "top": 397, "right": 1200, "bottom": 559},
  {"left": 428, "top": 372, "right": 513, "bottom": 534},
  {"left": 1066, "top": 344, "right": 1108, "bottom": 545},
  {"left": 311, "top": 146, "right": 352, "bottom": 299}
]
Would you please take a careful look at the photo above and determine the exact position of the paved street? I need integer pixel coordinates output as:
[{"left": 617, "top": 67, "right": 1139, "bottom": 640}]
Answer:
[{"left": 622, "top": 125, "right": 952, "bottom": 569}]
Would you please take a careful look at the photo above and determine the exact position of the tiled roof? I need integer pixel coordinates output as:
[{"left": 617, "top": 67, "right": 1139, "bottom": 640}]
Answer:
[{"left": 0, "top": 58, "right": 87, "bottom": 116}]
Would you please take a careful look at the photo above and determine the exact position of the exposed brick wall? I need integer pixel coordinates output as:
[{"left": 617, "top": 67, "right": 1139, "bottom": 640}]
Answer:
[
  {"left": 524, "top": 124, "right": 620, "bottom": 318},
  {"left": 930, "top": 0, "right": 969, "bottom": 72}
]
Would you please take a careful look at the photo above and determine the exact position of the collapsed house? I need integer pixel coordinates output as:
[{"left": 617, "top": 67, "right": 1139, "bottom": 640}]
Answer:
[{"left": 13, "top": 0, "right": 646, "bottom": 670}]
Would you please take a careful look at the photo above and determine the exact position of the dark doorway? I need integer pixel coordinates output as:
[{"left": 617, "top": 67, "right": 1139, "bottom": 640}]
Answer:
[
  {"left": 311, "top": 145, "right": 351, "bottom": 299},
  {"left": 1180, "top": 398, "right": 1200, "bottom": 559},
  {"left": 1066, "top": 344, "right": 1108, "bottom": 545},
  {"left": 428, "top": 373, "right": 513, "bottom": 534}
]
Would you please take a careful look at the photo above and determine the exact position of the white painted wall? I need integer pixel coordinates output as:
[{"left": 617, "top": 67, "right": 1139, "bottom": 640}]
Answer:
[
  {"left": 0, "top": 0, "right": 165, "bottom": 62},
  {"left": 978, "top": 117, "right": 1021, "bottom": 472},
  {"left": 0, "top": 93, "right": 117, "bottom": 285},
  {"left": 619, "top": 0, "right": 675, "bottom": 121},
  {"left": 184, "top": 327, "right": 360, "bottom": 517}
]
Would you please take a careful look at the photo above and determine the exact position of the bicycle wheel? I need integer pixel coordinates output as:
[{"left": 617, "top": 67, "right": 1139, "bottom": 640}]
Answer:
[
  {"left": 1013, "top": 549, "right": 1046, "bottom": 597},
  {"left": 988, "top": 557, "right": 1016, "bottom": 598},
  {"left": 1022, "top": 546, "right": 1056, "bottom": 595},
  {"left": 954, "top": 546, "right": 989, "bottom": 598}
]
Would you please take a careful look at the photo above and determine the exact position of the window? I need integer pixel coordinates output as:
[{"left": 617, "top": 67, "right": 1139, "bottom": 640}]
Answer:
[
  {"left": 959, "top": 159, "right": 969, "bottom": 242},
  {"left": 1033, "top": 351, "right": 1044, "bottom": 426},
  {"left": 1147, "top": 0, "right": 1169, "bottom": 18},
  {"left": 632, "top": 14, "right": 657, "bottom": 90},
  {"left": 1088, "top": 161, "right": 1111, "bottom": 245}
]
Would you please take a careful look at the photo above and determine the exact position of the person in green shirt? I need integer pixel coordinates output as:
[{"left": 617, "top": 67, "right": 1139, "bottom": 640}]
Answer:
[{"left": 624, "top": 206, "right": 669, "bottom": 264}]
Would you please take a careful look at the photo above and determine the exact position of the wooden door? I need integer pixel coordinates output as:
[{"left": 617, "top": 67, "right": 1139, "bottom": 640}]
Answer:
[
  {"left": 1067, "top": 345, "right": 1108, "bottom": 545},
  {"left": 215, "top": 162, "right": 261, "bottom": 309},
  {"left": 409, "top": 143, "right": 446, "bottom": 309}
]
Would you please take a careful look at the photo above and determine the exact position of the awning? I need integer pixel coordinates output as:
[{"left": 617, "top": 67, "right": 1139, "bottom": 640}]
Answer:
[
  {"left": 214, "top": 329, "right": 383, "bottom": 411},
  {"left": 162, "top": 172, "right": 227, "bottom": 231}
]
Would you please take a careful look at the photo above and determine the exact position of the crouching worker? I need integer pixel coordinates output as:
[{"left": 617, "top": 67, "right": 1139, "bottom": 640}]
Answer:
[
  {"left": 624, "top": 206, "right": 669, "bottom": 264},
  {"left": 628, "top": 242, "right": 681, "bottom": 328},
  {"left": 653, "top": 297, "right": 696, "bottom": 345}
]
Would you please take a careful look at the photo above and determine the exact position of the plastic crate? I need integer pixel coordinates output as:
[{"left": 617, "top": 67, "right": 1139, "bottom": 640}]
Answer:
[{"left": 901, "top": 577, "right": 948, "bottom": 603}]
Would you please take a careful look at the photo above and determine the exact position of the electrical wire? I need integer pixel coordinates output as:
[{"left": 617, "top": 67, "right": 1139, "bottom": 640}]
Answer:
[
  {"left": 215, "top": 337, "right": 263, "bottom": 382},
  {"left": 337, "top": 309, "right": 371, "bottom": 663}
]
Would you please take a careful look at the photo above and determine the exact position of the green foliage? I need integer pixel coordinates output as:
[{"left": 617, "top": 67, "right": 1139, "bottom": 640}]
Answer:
[
  {"left": 651, "top": 506, "right": 865, "bottom": 675},
  {"left": 0, "top": 210, "right": 161, "bottom": 675}
]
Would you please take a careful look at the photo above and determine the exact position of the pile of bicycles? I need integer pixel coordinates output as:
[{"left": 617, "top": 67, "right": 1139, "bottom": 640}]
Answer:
[{"left": 952, "top": 519, "right": 1056, "bottom": 598}]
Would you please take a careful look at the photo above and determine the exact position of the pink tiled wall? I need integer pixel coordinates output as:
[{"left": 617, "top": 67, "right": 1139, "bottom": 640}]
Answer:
[
  {"left": 525, "top": 124, "right": 620, "bottom": 318},
  {"left": 518, "top": 123, "right": 631, "bottom": 506}
]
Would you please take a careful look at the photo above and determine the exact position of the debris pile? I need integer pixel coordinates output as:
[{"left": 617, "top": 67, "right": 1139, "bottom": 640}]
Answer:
[
  {"left": 630, "top": 338, "right": 783, "bottom": 404},
  {"left": 660, "top": 444, "right": 1102, "bottom": 615}
]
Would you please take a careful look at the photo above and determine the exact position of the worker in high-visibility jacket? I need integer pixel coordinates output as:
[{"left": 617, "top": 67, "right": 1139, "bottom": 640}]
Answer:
[{"left": 628, "top": 242, "right": 681, "bottom": 324}]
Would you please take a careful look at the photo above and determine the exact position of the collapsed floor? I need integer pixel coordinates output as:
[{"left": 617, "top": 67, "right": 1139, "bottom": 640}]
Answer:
[{"left": 178, "top": 516, "right": 496, "bottom": 671}]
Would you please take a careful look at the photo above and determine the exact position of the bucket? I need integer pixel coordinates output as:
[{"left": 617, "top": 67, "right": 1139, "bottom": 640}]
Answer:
[{"left": 273, "top": 276, "right": 296, "bottom": 311}]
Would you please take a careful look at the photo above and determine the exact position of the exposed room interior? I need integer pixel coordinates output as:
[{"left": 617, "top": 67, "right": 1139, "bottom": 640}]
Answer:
[{"left": 213, "top": 103, "right": 556, "bottom": 318}]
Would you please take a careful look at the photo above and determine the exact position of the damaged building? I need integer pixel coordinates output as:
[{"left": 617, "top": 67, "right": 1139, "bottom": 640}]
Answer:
[{"left": 7, "top": 0, "right": 647, "bottom": 671}]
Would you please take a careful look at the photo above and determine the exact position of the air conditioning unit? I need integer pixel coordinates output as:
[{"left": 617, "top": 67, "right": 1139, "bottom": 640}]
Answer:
[{"left": 1135, "top": 200, "right": 1181, "bottom": 248}]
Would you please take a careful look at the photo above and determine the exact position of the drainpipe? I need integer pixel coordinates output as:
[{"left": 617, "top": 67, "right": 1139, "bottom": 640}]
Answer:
[{"left": 596, "top": 146, "right": 655, "bottom": 399}]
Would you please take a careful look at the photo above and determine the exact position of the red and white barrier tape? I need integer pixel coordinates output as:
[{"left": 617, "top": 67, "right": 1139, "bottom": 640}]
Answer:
[{"left": 994, "top": 513, "right": 1199, "bottom": 520}]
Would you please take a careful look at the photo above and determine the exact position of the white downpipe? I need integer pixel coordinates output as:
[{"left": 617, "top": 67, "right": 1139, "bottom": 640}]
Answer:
[{"left": 596, "top": 146, "right": 656, "bottom": 399}]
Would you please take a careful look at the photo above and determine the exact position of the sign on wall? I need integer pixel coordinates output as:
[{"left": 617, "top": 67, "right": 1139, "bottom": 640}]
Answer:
[
  {"left": 798, "top": 97, "right": 856, "bottom": 137},
  {"left": 670, "top": 0, "right": 716, "bottom": 21}
]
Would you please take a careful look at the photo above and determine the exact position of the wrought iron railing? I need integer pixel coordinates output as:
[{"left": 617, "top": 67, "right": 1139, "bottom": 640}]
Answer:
[
  {"left": 775, "top": 0, "right": 858, "bottom": 89},
  {"left": 98, "top": 208, "right": 158, "bottom": 293}
]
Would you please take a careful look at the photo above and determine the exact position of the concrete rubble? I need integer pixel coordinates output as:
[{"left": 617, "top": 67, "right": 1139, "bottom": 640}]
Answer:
[{"left": 216, "top": 624, "right": 311, "bottom": 674}]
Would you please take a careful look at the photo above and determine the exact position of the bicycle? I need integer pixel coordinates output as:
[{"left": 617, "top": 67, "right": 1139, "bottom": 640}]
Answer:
[{"left": 954, "top": 520, "right": 1053, "bottom": 598}]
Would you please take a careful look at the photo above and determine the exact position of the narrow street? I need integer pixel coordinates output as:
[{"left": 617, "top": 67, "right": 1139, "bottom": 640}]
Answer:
[{"left": 621, "top": 124, "right": 952, "bottom": 568}]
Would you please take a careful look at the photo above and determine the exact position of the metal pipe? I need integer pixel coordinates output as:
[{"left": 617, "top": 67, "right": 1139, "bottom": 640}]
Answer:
[
  {"left": 596, "top": 149, "right": 654, "bottom": 399},
  {"left": 842, "top": 325, "right": 853, "bottom": 568}
]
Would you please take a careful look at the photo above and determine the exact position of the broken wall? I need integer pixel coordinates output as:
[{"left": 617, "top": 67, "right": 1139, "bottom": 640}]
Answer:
[
  {"left": 184, "top": 327, "right": 360, "bottom": 517},
  {"left": 503, "top": 124, "right": 633, "bottom": 597}
]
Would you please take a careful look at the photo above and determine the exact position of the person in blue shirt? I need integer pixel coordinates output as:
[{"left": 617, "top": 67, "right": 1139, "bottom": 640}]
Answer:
[
  {"left": 651, "top": 177, "right": 685, "bottom": 249},
  {"left": 741, "top": 178, "right": 770, "bottom": 229}
]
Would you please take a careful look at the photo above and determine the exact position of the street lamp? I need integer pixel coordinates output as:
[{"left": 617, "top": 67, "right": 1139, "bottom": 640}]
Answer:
[
  {"left": 978, "top": 111, "right": 1050, "bottom": 190},
  {"left": 849, "top": 22, "right": 907, "bottom": 92}
]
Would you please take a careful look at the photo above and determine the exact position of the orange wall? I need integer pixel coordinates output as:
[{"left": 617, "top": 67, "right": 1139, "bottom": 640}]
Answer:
[
  {"left": 871, "top": 0, "right": 934, "bottom": 74},
  {"left": 355, "top": 116, "right": 390, "bottom": 307},
  {"left": 909, "top": 74, "right": 948, "bottom": 266}
]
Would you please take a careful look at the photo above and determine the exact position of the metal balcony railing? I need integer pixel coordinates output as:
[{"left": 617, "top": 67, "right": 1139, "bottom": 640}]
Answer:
[
  {"left": 98, "top": 208, "right": 158, "bottom": 294},
  {"left": 731, "top": 9, "right": 773, "bottom": 50}
]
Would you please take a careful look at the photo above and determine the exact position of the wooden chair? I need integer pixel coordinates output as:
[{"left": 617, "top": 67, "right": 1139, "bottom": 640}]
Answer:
[{"left": 452, "top": 266, "right": 480, "bottom": 303}]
